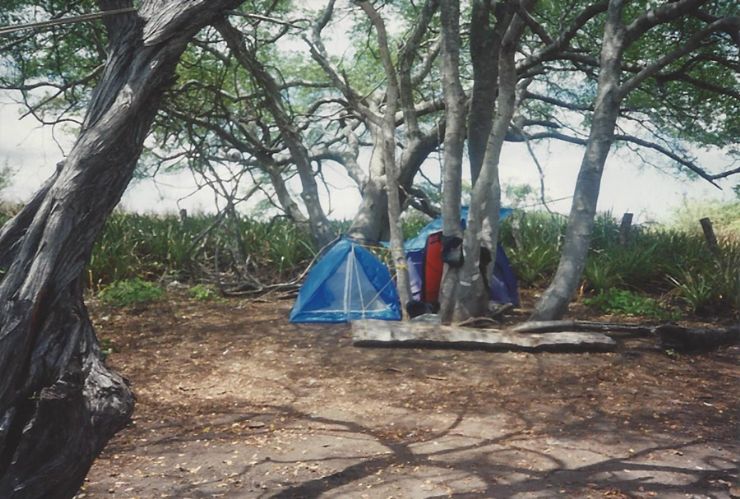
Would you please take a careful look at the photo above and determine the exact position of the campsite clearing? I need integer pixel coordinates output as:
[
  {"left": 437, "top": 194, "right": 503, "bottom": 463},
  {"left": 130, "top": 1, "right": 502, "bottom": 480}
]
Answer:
[{"left": 79, "top": 293, "right": 739, "bottom": 498}]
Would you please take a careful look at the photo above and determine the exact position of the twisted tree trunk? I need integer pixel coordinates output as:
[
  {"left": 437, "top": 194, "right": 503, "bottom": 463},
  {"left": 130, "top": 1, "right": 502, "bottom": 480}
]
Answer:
[
  {"left": 347, "top": 131, "right": 442, "bottom": 243},
  {"left": 216, "top": 20, "right": 334, "bottom": 247},
  {"left": 529, "top": 0, "right": 624, "bottom": 321},
  {"left": 531, "top": 0, "right": 717, "bottom": 320},
  {"left": 0, "top": 1, "right": 241, "bottom": 496},
  {"left": 437, "top": 0, "right": 468, "bottom": 323},
  {"left": 449, "top": 4, "right": 526, "bottom": 322}
]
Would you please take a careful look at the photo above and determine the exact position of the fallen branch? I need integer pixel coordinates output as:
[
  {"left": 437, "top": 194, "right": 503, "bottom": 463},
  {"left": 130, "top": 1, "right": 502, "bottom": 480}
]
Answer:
[
  {"left": 218, "top": 236, "right": 338, "bottom": 298},
  {"left": 353, "top": 320, "right": 617, "bottom": 353},
  {"left": 654, "top": 324, "right": 740, "bottom": 351},
  {"left": 511, "top": 320, "right": 655, "bottom": 336},
  {"left": 511, "top": 320, "right": 740, "bottom": 351},
  {"left": 221, "top": 281, "right": 299, "bottom": 297}
]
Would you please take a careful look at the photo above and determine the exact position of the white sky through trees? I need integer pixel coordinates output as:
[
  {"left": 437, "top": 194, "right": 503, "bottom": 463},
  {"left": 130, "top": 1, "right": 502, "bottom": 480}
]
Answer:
[
  {"left": 1, "top": 89, "right": 735, "bottom": 224},
  {"left": 0, "top": 0, "right": 736, "bottom": 223}
]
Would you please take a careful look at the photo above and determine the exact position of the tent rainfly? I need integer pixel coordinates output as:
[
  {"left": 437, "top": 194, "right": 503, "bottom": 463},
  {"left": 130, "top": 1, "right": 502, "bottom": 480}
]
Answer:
[{"left": 289, "top": 237, "right": 402, "bottom": 323}]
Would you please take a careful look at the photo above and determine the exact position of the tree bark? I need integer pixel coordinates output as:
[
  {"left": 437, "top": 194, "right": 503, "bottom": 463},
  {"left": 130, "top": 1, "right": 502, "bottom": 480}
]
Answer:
[
  {"left": 266, "top": 165, "right": 310, "bottom": 228},
  {"left": 451, "top": 8, "right": 525, "bottom": 322},
  {"left": 437, "top": 0, "right": 468, "bottom": 324},
  {"left": 347, "top": 130, "right": 390, "bottom": 241},
  {"left": 347, "top": 128, "right": 443, "bottom": 242},
  {"left": 0, "top": 1, "right": 241, "bottom": 495},
  {"left": 216, "top": 20, "right": 334, "bottom": 247},
  {"left": 467, "top": 0, "right": 512, "bottom": 183},
  {"left": 530, "top": 0, "right": 625, "bottom": 320},
  {"left": 357, "top": 0, "right": 412, "bottom": 316}
]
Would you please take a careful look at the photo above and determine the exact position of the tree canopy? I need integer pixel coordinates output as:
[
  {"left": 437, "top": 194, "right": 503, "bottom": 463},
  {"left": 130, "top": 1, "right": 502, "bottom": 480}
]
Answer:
[
  {"left": 2, "top": 1, "right": 736, "bottom": 205},
  {"left": 0, "top": 0, "right": 738, "bottom": 493}
]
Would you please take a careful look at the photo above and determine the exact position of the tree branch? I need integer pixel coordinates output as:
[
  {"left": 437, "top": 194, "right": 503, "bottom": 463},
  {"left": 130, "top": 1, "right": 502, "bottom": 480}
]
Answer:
[
  {"left": 516, "top": 0, "right": 608, "bottom": 73},
  {"left": 526, "top": 130, "right": 734, "bottom": 187},
  {"left": 623, "top": 0, "right": 709, "bottom": 46},
  {"left": 619, "top": 17, "right": 740, "bottom": 99}
]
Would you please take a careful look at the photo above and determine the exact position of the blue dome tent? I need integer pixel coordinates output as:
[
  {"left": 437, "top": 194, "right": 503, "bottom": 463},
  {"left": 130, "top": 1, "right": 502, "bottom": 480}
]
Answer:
[{"left": 289, "top": 237, "right": 402, "bottom": 323}]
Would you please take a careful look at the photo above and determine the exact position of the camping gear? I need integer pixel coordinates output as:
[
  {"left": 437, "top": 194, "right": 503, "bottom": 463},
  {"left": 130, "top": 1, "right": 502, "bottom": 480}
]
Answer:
[
  {"left": 290, "top": 237, "right": 402, "bottom": 323},
  {"left": 411, "top": 233, "right": 520, "bottom": 307},
  {"left": 490, "top": 243, "right": 520, "bottom": 306},
  {"left": 403, "top": 206, "right": 513, "bottom": 252},
  {"left": 405, "top": 207, "right": 519, "bottom": 307},
  {"left": 422, "top": 232, "right": 444, "bottom": 303}
]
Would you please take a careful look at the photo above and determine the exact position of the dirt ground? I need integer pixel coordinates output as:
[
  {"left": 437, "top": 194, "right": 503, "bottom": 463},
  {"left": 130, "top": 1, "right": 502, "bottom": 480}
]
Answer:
[{"left": 77, "top": 291, "right": 739, "bottom": 498}]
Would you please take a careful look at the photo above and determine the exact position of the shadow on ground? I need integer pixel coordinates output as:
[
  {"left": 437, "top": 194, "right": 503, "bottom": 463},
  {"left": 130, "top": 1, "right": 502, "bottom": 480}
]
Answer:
[{"left": 80, "top": 296, "right": 739, "bottom": 498}]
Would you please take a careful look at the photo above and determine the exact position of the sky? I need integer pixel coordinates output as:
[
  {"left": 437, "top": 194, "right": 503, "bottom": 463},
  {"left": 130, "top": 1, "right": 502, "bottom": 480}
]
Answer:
[
  {"left": 1, "top": 93, "right": 736, "bottom": 225},
  {"left": 1, "top": 0, "right": 737, "bottom": 224}
]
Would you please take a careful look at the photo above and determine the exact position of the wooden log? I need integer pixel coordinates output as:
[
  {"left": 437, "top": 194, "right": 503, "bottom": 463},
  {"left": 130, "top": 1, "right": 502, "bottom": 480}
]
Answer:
[
  {"left": 619, "top": 212, "right": 633, "bottom": 246},
  {"left": 352, "top": 320, "right": 616, "bottom": 352},
  {"left": 510, "top": 320, "right": 654, "bottom": 336},
  {"left": 655, "top": 324, "right": 740, "bottom": 351},
  {"left": 699, "top": 217, "right": 721, "bottom": 258},
  {"left": 511, "top": 321, "right": 739, "bottom": 351}
]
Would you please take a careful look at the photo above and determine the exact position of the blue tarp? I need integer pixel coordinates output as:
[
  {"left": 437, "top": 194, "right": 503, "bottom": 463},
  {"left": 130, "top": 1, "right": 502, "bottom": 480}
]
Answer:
[
  {"left": 407, "top": 249, "right": 425, "bottom": 301},
  {"left": 289, "top": 237, "right": 402, "bottom": 323},
  {"left": 404, "top": 206, "right": 513, "bottom": 251},
  {"left": 404, "top": 207, "right": 519, "bottom": 306},
  {"left": 490, "top": 243, "right": 520, "bottom": 306}
]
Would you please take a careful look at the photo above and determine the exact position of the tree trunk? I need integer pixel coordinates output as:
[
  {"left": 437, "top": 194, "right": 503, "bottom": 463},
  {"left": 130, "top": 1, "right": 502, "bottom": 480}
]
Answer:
[
  {"left": 531, "top": 0, "right": 625, "bottom": 320},
  {"left": 266, "top": 165, "right": 310, "bottom": 228},
  {"left": 530, "top": 0, "right": 722, "bottom": 320},
  {"left": 437, "top": 0, "right": 468, "bottom": 324},
  {"left": 334, "top": 0, "right": 442, "bottom": 246},
  {"left": 467, "top": 0, "right": 512, "bottom": 183},
  {"left": 0, "top": 1, "right": 241, "bottom": 495},
  {"left": 217, "top": 20, "right": 334, "bottom": 247},
  {"left": 451, "top": 8, "right": 524, "bottom": 322},
  {"left": 347, "top": 131, "right": 390, "bottom": 241},
  {"left": 358, "top": 1, "right": 412, "bottom": 316},
  {"left": 347, "top": 130, "right": 441, "bottom": 242}
]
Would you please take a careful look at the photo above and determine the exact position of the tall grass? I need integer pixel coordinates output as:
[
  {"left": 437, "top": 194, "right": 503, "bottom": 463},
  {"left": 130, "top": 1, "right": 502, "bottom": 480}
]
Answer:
[
  {"left": 499, "top": 210, "right": 739, "bottom": 316},
  {"left": 87, "top": 212, "right": 319, "bottom": 289},
  {"left": 1, "top": 203, "right": 737, "bottom": 316},
  {"left": 499, "top": 211, "right": 565, "bottom": 286}
]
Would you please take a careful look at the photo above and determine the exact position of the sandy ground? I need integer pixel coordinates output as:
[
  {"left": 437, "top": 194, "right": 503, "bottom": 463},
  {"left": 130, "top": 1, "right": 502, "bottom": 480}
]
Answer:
[{"left": 77, "top": 293, "right": 739, "bottom": 498}]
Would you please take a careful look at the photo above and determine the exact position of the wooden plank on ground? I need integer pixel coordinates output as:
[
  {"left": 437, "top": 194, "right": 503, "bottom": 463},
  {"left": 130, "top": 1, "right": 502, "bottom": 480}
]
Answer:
[{"left": 352, "top": 320, "right": 616, "bottom": 352}]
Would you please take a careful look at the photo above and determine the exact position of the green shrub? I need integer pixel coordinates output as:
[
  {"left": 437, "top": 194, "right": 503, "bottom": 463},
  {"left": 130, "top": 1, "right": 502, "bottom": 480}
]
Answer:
[
  {"left": 589, "top": 211, "right": 620, "bottom": 250},
  {"left": 88, "top": 212, "right": 318, "bottom": 288},
  {"left": 668, "top": 241, "right": 740, "bottom": 315},
  {"left": 715, "top": 249, "right": 740, "bottom": 312},
  {"left": 583, "top": 289, "right": 680, "bottom": 321},
  {"left": 53, "top": 206, "right": 734, "bottom": 318},
  {"left": 585, "top": 238, "right": 664, "bottom": 292},
  {"left": 508, "top": 245, "right": 561, "bottom": 286},
  {"left": 98, "top": 278, "right": 165, "bottom": 307},
  {"left": 501, "top": 211, "right": 565, "bottom": 286},
  {"left": 667, "top": 272, "right": 714, "bottom": 314},
  {"left": 669, "top": 200, "right": 740, "bottom": 241},
  {"left": 189, "top": 283, "right": 218, "bottom": 301},
  {"left": 583, "top": 255, "right": 622, "bottom": 292}
]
